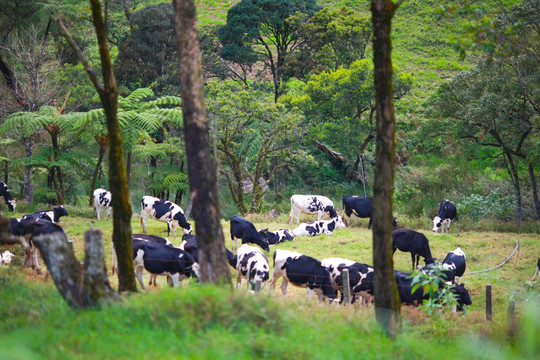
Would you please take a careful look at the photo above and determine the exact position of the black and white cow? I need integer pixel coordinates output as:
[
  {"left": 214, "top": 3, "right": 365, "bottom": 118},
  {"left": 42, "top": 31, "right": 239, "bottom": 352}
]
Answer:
[
  {"left": 432, "top": 200, "right": 457, "bottom": 233},
  {"left": 321, "top": 257, "right": 374, "bottom": 305},
  {"left": 392, "top": 228, "right": 436, "bottom": 269},
  {"left": 269, "top": 249, "right": 337, "bottom": 302},
  {"left": 258, "top": 228, "right": 295, "bottom": 245},
  {"left": 140, "top": 195, "right": 192, "bottom": 237},
  {"left": 180, "top": 233, "right": 238, "bottom": 269},
  {"left": 0, "top": 182, "right": 16, "bottom": 212},
  {"left": 531, "top": 258, "right": 540, "bottom": 282},
  {"left": 22, "top": 205, "right": 69, "bottom": 224},
  {"left": 132, "top": 239, "right": 194, "bottom": 290},
  {"left": 235, "top": 244, "right": 270, "bottom": 290},
  {"left": 342, "top": 195, "right": 373, "bottom": 228},
  {"left": 287, "top": 195, "right": 338, "bottom": 225},
  {"left": 93, "top": 188, "right": 112, "bottom": 220},
  {"left": 292, "top": 216, "right": 346, "bottom": 237},
  {"left": 441, "top": 247, "right": 466, "bottom": 284},
  {"left": 230, "top": 215, "right": 270, "bottom": 251}
]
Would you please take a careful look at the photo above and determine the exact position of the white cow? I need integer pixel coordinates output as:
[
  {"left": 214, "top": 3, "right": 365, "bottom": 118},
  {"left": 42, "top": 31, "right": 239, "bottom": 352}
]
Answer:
[
  {"left": 140, "top": 195, "right": 192, "bottom": 237},
  {"left": 287, "top": 195, "right": 338, "bottom": 225},
  {"left": 93, "top": 188, "right": 112, "bottom": 220}
]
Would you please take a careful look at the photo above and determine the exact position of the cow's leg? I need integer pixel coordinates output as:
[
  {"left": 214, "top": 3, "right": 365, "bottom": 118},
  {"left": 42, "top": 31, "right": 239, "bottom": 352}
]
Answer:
[
  {"left": 280, "top": 278, "right": 289, "bottom": 295},
  {"left": 287, "top": 213, "right": 293, "bottom": 225},
  {"left": 170, "top": 274, "right": 179, "bottom": 287},
  {"left": 368, "top": 217, "right": 373, "bottom": 229},
  {"left": 269, "top": 272, "right": 281, "bottom": 292},
  {"left": 141, "top": 215, "right": 148, "bottom": 234},
  {"left": 135, "top": 266, "right": 146, "bottom": 290},
  {"left": 236, "top": 272, "right": 242, "bottom": 288},
  {"left": 411, "top": 253, "right": 416, "bottom": 270},
  {"left": 106, "top": 208, "right": 111, "bottom": 220},
  {"left": 532, "top": 266, "right": 539, "bottom": 281},
  {"left": 96, "top": 207, "right": 101, "bottom": 220}
]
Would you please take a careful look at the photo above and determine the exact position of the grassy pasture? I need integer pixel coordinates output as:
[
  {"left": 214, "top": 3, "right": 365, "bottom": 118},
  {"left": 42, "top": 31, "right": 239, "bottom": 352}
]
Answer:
[{"left": 1, "top": 208, "right": 539, "bottom": 359}]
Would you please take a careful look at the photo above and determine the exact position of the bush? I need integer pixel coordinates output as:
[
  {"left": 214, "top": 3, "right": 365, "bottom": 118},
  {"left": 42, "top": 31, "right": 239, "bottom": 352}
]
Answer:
[{"left": 457, "top": 191, "right": 514, "bottom": 221}]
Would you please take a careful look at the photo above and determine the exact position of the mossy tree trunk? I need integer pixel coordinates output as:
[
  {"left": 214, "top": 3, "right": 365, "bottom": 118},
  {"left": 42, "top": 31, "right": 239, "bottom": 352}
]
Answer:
[
  {"left": 172, "top": 0, "right": 232, "bottom": 284},
  {"left": 56, "top": 0, "right": 137, "bottom": 292},
  {"left": 370, "top": 0, "right": 403, "bottom": 337}
]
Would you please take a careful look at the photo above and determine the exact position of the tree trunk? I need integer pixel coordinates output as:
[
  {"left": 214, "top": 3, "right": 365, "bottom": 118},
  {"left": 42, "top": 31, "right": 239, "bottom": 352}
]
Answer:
[
  {"left": 371, "top": 0, "right": 402, "bottom": 337},
  {"left": 504, "top": 151, "right": 522, "bottom": 224},
  {"left": 32, "top": 227, "right": 119, "bottom": 308},
  {"left": 529, "top": 162, "right": 540, "bottom": 221},
  {"left": 88, "top": 0, "right": 137, "bottom": 292},
  {"left": 89, "top": 142, "right": 108, "bottom": 206},
  {"left": 172, "top": 0, "right": 232, "bottom": 285},
  {"left": 23, "top": 134, "right": 36, "bottom": 205}
]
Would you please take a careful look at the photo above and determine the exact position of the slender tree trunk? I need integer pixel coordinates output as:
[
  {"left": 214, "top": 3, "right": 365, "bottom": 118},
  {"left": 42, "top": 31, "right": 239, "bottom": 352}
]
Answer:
[
  {"left": 172, "top": 0, "right": 232, "bottom": 285},
  {"left": 84, "top": 0, "right": 136, "bottom": 292},
  {"left": 504, "top": 151, "right": 522, "bottom": 224},
  {"left": 89, "top": 142, "right": 108, "bottom": 206},
  {"left": 23, "top": 134, "right": 35, "bottom": 205},
  {"left": 528, "top": 162, "right": 540, "bottom": 220},
  {"left": 371, "top": 0, "right": 402, "bottom": 337}
]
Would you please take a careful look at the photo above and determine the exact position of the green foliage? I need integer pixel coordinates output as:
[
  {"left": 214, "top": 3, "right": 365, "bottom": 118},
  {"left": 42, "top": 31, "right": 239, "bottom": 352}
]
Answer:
[
  {"left": 458, "top": 191, "right": 515, "bottom": 221},
  {"left": 409, "top": 263, "right": 458, "bottom": 317},
  {"left": 115, "top": 3, "right": 179, "bottom": 94},
  {"left": 285, "top": 6, "right": 371, "bottom": 80}
]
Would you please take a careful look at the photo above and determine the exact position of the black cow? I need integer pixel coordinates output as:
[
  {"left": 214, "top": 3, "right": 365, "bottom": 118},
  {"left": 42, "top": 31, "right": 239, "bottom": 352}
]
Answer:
[
  {"left": 392, "top": 228, "right": 436, "bottom": 269},
  {"left": 269, "top": 249, "right": 337, "bottom": 302},
  {"left": 441, "top": 248, "right": 466, "bottom": 284},
  {"left": 0, "top": 182, "right": 16, "bottom": 212},
  {"left": 180, "top": 233, "right": 237, "bottom": 269},
  {"left": 321, "top": 257, "right": 374, "bottom": 305},
  {"left": 394, "top": 270, "right": 472, "bottom": 311},
  {"left": 132, "top": 239, "right": 194, "bottom": 290},
  {"left": 342, "top": 195, "right": 373, "bottom": 228},
  {"left": 230, "top": 215, "right": 270, "bottom": 251},
  {"left": 140, "top": 195, "right": 192, "bottom": 237},
  {"left": 258, "top": 228, "right": 295, "bottom": 245},
  {"left": 432, "top": 200, "right": 457, "bottom": 233},
  {"left": 22, "top": 205, "right": 69, "bottom": 224}
]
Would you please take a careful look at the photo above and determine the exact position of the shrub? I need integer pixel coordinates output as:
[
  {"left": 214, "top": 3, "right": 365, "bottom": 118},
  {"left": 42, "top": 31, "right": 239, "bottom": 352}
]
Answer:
[{"left": 457, "top": 191, "right": 514, "bottom": 221}]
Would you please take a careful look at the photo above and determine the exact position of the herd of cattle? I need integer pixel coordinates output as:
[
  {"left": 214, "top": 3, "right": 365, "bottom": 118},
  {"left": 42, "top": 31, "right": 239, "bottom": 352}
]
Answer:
[{"left": 1, "top": 182, "right": 537, "bottom": 310}]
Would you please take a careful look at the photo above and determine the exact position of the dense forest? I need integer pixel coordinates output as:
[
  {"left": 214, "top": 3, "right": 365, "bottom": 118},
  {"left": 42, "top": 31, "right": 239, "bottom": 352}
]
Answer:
[{"left": 0, "top": 0, "right": 538, "bottom": 225}]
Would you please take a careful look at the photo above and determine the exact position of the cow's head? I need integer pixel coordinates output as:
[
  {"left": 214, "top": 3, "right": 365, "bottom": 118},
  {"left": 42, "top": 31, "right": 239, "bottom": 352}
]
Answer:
[
  {"left": 325, "top": 205, "right": 338, "bottom": 219},
  {"left": 1, "top": 250, "right": 15, "bottom": 265},
  {"left": 256, "top": 237, "right": 270, "bottom": 252},
  {"left": 453, "top": 283, "right": 472, "bottom": 311},
  {"left": 333, "top": 215, "right": 346, "bottom": 229},
  {"left": 432, "top": 216, "right": 442, "bottom": 232},
  {"left": 54, "top": 205, "right": 69, "bottom": 220},
  {"left": 258, "top": 228, "right": 279, "bottom": 244},
  {"left": 424, "top": 257, "right": 436, "bottom": 266}
]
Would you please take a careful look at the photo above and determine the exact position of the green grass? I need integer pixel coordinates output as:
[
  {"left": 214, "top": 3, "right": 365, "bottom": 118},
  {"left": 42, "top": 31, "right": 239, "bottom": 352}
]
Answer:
[{"left": 1, "top": 208, "right": 539, "bottom": 358}]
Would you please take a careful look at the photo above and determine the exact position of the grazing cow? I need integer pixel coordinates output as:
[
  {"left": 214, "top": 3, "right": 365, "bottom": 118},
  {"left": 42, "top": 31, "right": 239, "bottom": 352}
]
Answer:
[
  {"left": 1, "top": 250, "right": 15, "bottom": 267},
  {"left": 531, "top": 258, "right": 540, "bottom": 282},
  {"left": 140, "top": 195, "right": 192, "bottom": 237},
  {"left": 0, "top": 182, "right": 16, "bottom": 212},
  {"left": 230, "top": 215, "right": 270, "bottom": 251},
  {"left": 292, "top": 216, "right": 345, "bottom": 237},
  {"left": 22, "top": 205, "right": 69, "bottom": 224},
  {"left": 132, "top": 239, "right": 194, "bottom": 290},
  {"left": 321, "top": 257, "right": 374, "bottom": 305},
  {"left": 111, "top": 233, "right": 173, "bottom": 277},
  {"left": 342, "top": 195, "right": 373, "bottom": 228},
  {"left": 179, "top": 233, "right": 238, "bottom": 269},
  {"left": 432, "top": 200, "right": 457, "bottom": 233},
  {"left": 287, "top": 195, "right": 338, "bottom": 225},
  {"left": 441, "top": 248, "right": 466, "bottom": 284},
  {"left": 235, "top": 244, "right": 270, "bottom": 290},
  {"left": 93, "top": 188, "right": 112, "bottom": 220},
  {"left": 258, "top": 228, "right": 295, "bottom": 245},
  {"left": 394, "top": 270, "right": 472, "bottom": 311},
  {"left": 392, "top": 228, "right": 436, "bottom": 269},
  {"left": 269, "top": 249, "right": 336, "bottom": 302}
]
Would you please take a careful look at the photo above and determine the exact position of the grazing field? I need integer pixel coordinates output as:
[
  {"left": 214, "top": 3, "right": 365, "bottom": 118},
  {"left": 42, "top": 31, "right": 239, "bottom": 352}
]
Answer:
[{"left": 1, "top": 207, "right": 539, "bottom": 359}]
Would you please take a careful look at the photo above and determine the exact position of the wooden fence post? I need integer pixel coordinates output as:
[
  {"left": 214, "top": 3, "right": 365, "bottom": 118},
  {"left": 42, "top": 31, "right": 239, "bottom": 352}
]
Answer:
[
  {"left": 342, "top": 268, "right": 350, "bottom": 306},
  {"left": 507, "top": 291, "right": 518, "bottom": 338},
  {"left": 486, "top": 284, "right": 492, "bottom": 321}
]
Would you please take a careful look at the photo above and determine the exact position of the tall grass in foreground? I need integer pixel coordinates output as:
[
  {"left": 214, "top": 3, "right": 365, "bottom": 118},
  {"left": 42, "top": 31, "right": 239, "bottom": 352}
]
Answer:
[{"left": 1, "top": 270, "right": 538, "bottom": 360}]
